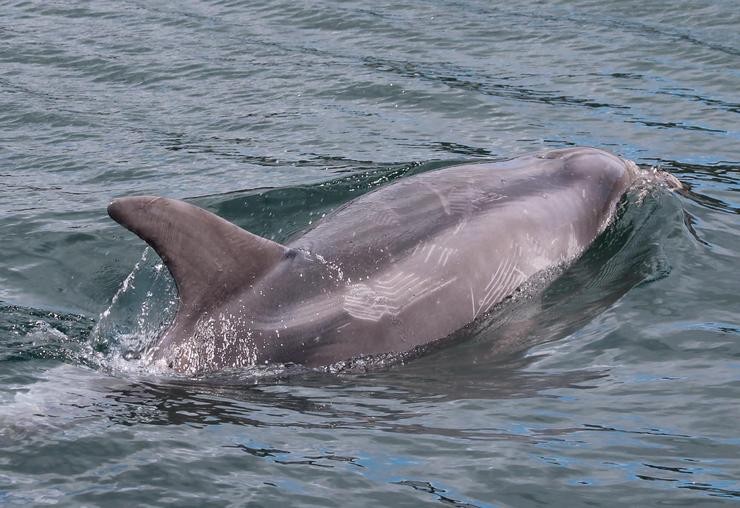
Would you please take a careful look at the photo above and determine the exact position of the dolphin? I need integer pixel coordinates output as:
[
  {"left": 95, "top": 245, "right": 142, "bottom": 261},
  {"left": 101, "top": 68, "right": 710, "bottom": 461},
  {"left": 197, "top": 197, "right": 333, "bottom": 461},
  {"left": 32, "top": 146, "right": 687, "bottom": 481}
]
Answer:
[{"left": 107, "top": 147, "right": 655, "bottom": 374}]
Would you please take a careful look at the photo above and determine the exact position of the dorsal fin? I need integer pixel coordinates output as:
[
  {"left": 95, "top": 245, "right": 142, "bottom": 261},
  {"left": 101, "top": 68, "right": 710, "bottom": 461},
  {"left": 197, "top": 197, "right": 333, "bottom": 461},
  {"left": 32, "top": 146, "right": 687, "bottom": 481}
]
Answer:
[{"left": 108, "top": 196, "right": 287, "bottom": 313}]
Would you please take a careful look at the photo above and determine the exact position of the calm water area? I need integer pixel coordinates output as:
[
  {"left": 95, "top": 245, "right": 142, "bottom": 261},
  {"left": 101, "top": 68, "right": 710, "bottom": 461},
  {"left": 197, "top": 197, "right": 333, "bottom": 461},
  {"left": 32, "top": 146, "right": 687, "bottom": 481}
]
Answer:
[{"left": 1, "top": 1, "right": 738, "bottom": 506}]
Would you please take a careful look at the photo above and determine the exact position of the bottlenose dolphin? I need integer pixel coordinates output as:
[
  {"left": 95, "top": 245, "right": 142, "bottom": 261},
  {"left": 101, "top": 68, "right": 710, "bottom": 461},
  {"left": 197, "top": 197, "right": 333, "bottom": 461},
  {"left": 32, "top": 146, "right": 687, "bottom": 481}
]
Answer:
[{"left": 108, "top": 147, "right": 655, "bottom": 374}]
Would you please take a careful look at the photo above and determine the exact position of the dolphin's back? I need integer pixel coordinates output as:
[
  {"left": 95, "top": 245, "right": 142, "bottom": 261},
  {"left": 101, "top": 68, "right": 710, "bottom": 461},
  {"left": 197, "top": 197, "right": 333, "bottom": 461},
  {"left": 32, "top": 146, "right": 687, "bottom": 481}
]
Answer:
[
  {"left": 241, "top": 148, "right": 636, "bottom": 365},
  {"left": 108, "top": 147, "right": 637, "bottom": 373},
  {"left": 292, "top": 147, "right": 633, "bottom": 277}
]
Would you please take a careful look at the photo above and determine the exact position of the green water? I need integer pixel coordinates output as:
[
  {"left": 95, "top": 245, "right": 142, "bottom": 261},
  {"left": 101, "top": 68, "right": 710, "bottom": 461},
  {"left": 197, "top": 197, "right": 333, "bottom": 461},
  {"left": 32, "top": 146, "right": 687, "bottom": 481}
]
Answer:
[{"left": 1, "top": 1, "right": 738, "bottom": 506}]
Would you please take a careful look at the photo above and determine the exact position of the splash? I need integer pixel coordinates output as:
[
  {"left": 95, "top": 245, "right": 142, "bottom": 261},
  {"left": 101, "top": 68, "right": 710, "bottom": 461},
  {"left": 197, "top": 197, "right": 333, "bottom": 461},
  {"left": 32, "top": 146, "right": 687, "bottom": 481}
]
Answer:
[{"left": 90, "top": 248, "right": 179, "bottom": 375}]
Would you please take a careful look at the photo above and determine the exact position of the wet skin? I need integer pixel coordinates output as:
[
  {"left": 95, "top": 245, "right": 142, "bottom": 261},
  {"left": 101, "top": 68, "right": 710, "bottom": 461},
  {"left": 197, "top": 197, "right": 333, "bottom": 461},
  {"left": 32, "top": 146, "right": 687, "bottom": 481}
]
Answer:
[{"left": 109, "top": 147, "right": 641, "bottom": 374}]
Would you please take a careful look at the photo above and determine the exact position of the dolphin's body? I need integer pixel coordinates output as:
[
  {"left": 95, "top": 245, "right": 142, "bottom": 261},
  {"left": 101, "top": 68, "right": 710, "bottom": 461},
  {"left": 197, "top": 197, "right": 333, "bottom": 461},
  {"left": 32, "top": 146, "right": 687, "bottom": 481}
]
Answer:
[{"left": 109, "top": 147, "right": 642, "bottom": 374}]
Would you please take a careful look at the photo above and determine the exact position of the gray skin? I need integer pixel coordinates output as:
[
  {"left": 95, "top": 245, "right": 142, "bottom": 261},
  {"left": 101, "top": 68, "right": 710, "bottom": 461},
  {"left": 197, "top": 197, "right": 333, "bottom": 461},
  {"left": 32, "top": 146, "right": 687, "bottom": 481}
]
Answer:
[{"left": 108, "top": 147, "right": 640, "bottom": 374}]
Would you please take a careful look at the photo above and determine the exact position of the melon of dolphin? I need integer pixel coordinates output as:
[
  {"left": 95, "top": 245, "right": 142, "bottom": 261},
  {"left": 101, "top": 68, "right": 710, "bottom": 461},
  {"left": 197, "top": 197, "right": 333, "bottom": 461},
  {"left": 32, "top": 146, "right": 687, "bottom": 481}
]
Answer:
[{"left": 108, "top": 147, "right": 648, "bottom": 374}]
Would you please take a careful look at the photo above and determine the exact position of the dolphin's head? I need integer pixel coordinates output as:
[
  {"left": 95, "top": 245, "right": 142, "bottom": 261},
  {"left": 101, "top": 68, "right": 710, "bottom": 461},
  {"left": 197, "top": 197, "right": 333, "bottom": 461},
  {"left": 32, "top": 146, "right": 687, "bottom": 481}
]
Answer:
[
  {"left": 543, "top": 147, "right": 640, "bottom": 192},
  {"left": 621, "top": 157, "right": 639, "bottom": 181}
]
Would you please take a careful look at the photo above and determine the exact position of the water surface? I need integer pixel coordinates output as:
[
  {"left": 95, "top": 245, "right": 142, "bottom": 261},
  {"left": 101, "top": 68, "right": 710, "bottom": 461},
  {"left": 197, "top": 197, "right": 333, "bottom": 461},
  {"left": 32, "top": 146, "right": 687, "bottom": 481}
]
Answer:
[{"left": 1, "top": 0, "right": 739, "bottom": 506}]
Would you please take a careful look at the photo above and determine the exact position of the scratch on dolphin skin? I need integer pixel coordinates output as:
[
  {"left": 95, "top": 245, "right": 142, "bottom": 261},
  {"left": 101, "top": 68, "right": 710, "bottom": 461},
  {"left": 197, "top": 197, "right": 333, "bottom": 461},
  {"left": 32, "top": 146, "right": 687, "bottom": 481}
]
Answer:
[
  {"left": 336, "top": 322, "right": 351, "bottom": 332},
  {"left": 475, "top": 244, "right": 528, "bottom": 317},
  {"left": 413, "top": 242, "right": 458, "bottom": 266},
  {"left": 477, "top": 259, "right": 508, "bottom": 318},
  {"left": 452, "top": 219, "right": 467, "bottom": 236},
  {"left": 439, "top": 246, "right": 456, "bottom": 266},
  {"left": 447, "top": 182, "right": 481, "bottom": 215},
  {"left": 370, "top": 205, "right": 401, "bottom": 226},
  {"left": 344, "top": 271, "right": 458, "bottom": 322},
  {"left": 423, "top": 182, "right": 451, "bottom": 215},
  {"left": 424, "top": 244, "right": 436, "bottom": 263},
  {"left": 259, "top": 296, "right": 339, "bottom": 327}
]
